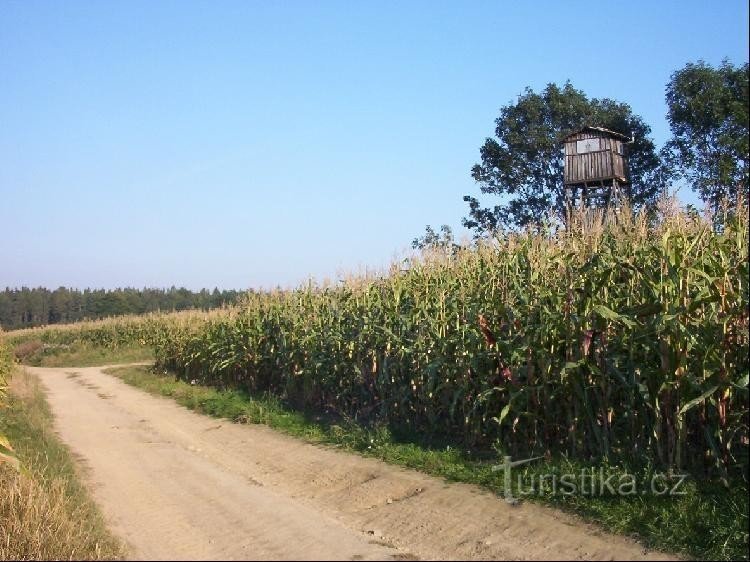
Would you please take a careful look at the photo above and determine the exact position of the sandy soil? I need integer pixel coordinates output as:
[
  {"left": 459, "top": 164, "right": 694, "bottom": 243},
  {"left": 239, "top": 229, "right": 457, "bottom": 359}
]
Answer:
[{"left": 29, "top": 365, "right": 676, "bottom": 561}]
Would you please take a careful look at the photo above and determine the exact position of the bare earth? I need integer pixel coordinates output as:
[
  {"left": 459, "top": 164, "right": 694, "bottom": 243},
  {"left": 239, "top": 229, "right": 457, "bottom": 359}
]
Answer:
[{"left": 29, "top": 365, "right": 676, "bottom": 561}]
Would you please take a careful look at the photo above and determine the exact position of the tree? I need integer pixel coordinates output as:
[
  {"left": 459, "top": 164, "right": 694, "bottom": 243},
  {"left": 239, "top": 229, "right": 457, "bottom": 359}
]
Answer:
[
  {"left": 411, "top": 224, "right": 459, "bottom": 252},
  {"left": 665, "top": 59, "right": 749, "bottom": 211},
  {"left": 464, "top": 82, "right": 666, "bottom": 233},
  {"left": 0, "top": 286, "right": 244, "bottom": 330}
]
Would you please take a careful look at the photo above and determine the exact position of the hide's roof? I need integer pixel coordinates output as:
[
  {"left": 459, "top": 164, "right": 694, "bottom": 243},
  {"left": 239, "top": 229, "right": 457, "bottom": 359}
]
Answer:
[{"left": 561, "top": 126, "right": 631, "bottom": 142}]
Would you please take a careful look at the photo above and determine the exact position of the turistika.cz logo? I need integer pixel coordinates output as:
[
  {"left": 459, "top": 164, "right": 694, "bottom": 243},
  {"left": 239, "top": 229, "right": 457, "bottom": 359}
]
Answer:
[{"left": 492, "top": 456, "right": 688, "bottom": 504}]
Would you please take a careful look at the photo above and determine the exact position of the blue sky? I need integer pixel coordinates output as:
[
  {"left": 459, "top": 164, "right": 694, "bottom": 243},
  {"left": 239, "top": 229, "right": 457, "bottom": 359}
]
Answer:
[{"left": 1, "top": 1, "right": 748, "bottom": 290}]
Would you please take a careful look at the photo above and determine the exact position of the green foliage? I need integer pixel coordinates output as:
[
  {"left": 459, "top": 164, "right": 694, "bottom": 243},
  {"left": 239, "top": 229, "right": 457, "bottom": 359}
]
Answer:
[
  {"left": 464, "top": 81, "right": 666, "bottom": 231},
  {"left": 145, "top": 202, "right": 748, "bottom": 483},
  {"left": 411, "top": 224, "right": 459, "bottom": 252},
  {"left": 0, "top": 333, "right": 10, "bottom": 402},
  {"left": 16, "top": 341, "right": 153, "bottom": 368},
  {"left": 6, "top": 312, "right": 197, "bottom": 352},
  {"left": 0, "top": 286, "right": 241, "bottom": 331},
  {"left": 0, "top": 329, "right": 17, "bottom": 467},
  {"left": 665, "top": 59, "right": 749, "bottom": 211}
]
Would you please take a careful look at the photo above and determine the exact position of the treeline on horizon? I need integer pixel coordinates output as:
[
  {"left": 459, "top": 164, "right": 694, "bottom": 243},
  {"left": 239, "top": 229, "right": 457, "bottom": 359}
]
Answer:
[{"left": 0, "top": 286, "right": 243, "bottom": 330}]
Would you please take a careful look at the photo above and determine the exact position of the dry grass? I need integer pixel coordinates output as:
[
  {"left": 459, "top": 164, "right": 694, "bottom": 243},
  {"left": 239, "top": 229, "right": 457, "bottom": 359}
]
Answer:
[
  {"left": 0, "top": 369, "right": 125, "bottom": 560},
  {"left": 0, "top": 466, "right": 121, "bottom": 560}
]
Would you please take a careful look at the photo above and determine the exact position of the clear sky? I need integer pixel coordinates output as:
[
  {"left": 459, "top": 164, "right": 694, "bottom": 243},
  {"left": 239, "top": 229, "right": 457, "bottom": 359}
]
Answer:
[{"left": 1, "top": 1, "right": 748, "bottom": 291}]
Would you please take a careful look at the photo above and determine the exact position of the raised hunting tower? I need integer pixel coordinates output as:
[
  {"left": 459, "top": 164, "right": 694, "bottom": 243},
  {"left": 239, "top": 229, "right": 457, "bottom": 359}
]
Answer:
[{"left": 562, "top": 126, "right": 631, "bottom": 211}]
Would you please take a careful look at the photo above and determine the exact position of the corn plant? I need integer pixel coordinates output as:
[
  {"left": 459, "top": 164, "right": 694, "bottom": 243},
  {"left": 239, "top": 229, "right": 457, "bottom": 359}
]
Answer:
[
  {"left": 0, "top": 329, "right": 19, "bottom": 468},
  {"left": 10, "top": 200, "right": 749, "bottom": 481}
]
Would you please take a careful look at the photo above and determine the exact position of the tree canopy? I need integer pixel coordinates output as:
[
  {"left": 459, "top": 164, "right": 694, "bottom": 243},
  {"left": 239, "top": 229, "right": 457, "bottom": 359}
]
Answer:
[
  {"left": 463, "top": 82, "right": 666, "bottom": 233},
  {"left": 665, "top": 59, "right": 749, "bottom": 211},
  {"left": 411, "top": 224, "right": 458, "bottom": 251},
  {"left": 0, "top": 286, "right": 242, "bottom": 330}
]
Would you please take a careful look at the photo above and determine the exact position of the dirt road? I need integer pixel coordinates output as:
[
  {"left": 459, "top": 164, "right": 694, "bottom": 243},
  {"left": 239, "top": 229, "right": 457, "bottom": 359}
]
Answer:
[{"left": 29, "top": 365, "right": 674, "bottom": 561}]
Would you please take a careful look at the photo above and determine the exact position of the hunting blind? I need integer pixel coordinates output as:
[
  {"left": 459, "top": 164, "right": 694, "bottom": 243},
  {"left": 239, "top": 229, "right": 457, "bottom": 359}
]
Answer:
[{"left": 562, "top": 126, "right": 631, "bottom": 211}]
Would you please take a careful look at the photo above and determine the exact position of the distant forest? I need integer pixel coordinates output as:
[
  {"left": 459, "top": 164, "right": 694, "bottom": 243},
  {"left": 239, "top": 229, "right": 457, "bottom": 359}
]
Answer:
[{"left": 0, "top": 287, "right": 243, "bottom": 330}]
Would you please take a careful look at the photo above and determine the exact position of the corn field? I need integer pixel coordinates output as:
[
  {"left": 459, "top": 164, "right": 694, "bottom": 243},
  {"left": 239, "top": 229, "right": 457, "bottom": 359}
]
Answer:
[
  {"left": 1, "top": 329, "right": 17, "bottom": 466},
  {"left": 0, "top": 331, "right": 9, "bottom": 400},
  {"left": 148, "top": 202, "right": 747, "bottom": 479},
  {"left": 8, "top": 202, "right": 749, "bottom": 479}
]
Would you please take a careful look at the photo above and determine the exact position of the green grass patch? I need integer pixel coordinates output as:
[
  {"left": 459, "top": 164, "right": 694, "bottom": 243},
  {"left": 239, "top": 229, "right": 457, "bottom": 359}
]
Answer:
[
  {"left": 0, "top": 368, "right": 125, "bottom": 559},
  {"left": 107, "top": 364, "right": 749, "bottom": 561},
  {"left": 15, "top": 340, "right": 153, "bottom": 368}
]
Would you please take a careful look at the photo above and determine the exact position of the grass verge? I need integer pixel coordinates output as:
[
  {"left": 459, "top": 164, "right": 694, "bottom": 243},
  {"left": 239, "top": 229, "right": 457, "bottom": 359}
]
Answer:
[
  {"left": 14, "top": 340, "right": 153, "bottom": 368},
  {"left": 0, "top": 368, "right": 125, "bottom": 560},
  {"left": 107, "top": 364, "right": 749, "bottom": 561}
]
